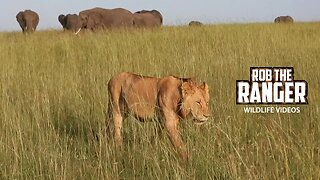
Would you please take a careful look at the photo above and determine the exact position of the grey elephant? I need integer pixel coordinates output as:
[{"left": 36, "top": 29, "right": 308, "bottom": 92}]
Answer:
[
  {"left": 189, "top": 21, "right": 203, "bottom": 26},
  {"left": 274, "top": 16, "right": 294, "bottom": 23},
  {"left": 16, "top": 10, "right": 39, "bottom": 33},
  {"left": 133, "top": 10, "right": 163, "bottom": 27},
  {"left": 58, "top": 14, "right": 82, "bottom": 33},
  {"left": 79, "top": 7, "right": 134, "bottom": 30}
]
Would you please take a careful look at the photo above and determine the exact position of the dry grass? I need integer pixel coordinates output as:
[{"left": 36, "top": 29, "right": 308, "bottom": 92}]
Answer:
[{"left": 0, "top": 23, "right": 319, "bottom": 179}]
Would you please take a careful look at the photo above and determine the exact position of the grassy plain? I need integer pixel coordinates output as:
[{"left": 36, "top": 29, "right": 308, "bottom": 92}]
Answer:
[{"left": 0, "top": 23, "right": 319, "bottom": 179}]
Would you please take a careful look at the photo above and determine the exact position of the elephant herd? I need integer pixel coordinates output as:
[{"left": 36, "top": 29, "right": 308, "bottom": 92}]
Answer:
[
  {"left": 190, "top": 16, "right": 294, "bottom": 27},
  {"left": 16, "top": 7, "right": 163, "bottom": 33},
  {"left": 15, "top": 8, "right": 295, "bottom": 33}
]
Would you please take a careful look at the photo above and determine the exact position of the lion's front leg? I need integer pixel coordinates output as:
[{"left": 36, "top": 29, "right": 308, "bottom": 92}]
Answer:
[{"left": 163, "top": 111, "right": 189, "bottom": 161}]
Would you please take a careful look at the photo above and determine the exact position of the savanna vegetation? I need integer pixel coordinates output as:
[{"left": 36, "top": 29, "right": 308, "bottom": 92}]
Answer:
[{"left": 0, "top": 23, "right": 319, "bottom": 179}]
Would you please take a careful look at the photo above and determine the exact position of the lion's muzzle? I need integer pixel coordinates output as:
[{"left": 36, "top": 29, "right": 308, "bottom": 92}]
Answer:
[{"left": 193, "top": 114, "right": 210, "bottom": 125}]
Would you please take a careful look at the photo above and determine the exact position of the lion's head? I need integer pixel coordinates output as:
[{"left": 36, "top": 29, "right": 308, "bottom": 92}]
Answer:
[{"left": 181, "top": 81, "right": 210, "bottom": 125}]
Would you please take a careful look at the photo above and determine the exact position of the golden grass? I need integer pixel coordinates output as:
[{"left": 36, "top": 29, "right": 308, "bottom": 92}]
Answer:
[{"left": 0, "top": 23, "right": 319, "bottom": 179}]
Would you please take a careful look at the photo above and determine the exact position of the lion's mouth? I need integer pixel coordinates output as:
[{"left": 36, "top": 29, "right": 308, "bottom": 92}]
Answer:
[{"left": 193, "top": 118, "right": 208, "bottom": 125}]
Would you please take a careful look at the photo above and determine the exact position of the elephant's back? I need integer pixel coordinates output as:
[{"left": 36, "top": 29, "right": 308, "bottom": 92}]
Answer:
[
  {"left": 135, "top": 13, "right": 161, "bottom": 27},
  {"left": 79, "top": 7, "right": 134, "bottom": 28},
  {"left": 112, "top": 8, "right": 133, "bottom": 15},
  {"left": 109, "top": 8, "right": 134, "bottom": 26},
  {"left": 274, "top": 16, "right": 294, "bottom": 23}
]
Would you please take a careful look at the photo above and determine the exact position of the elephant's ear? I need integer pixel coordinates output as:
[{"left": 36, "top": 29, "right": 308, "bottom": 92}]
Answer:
[
  {"left": 79, "top": 13, "right": 89, "bottom": 28},
  {"left": 151, "top": 10, "right": 163, "bottom": 24},
  {"left": 86, "top": 15, "right": 97, "bottom": 30},
  {"left": 16, "top": 11, "right": 23, "bottom": 21},
  {"left": 79, "top": 13, "right": 88, "bottom": 21},
  {"left": 16, "top": 11, "right": 25, "bottom": 28},
  {"left": 58, "top": 14, "right": 66, "bottom": 27}
]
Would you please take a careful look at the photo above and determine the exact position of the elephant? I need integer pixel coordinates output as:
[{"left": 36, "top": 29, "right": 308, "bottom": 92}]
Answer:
[
  {"left": 189, "top": 21, "right": 203, "bottom": 26},
  {"left": 133, "top": 10, "right": 163, "bottom": 27},
  {"left": 16, "top": 10, "right": 39, "bottom": 33},
  {"left": 58, "top": 14, "right": 82, "bottom": 33},
  {"left": 79, "top": 7, "right": 134, "bottom": 31},
  {"left": 274, "top": 16, "right": 294, "bottom": 23}
]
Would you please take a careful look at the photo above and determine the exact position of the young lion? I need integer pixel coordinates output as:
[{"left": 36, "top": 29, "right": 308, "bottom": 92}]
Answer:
[{"left": 107, "top": 72, "right": 210, "bottom": 161}]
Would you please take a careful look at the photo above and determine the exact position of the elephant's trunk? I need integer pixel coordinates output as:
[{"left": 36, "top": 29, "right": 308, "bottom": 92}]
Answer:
[
  {"left": 25, "top": 21, "right": 35, "bottom": 32},
  {"left": 26, "top": 27, "right": 34, "bottom": 32}
]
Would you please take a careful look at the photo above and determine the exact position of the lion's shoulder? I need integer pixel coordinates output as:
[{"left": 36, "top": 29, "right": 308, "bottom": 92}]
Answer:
[
  {"left": 158, "top": 76, "right": 193, "bottom": 90},
  {"left": 157, "top": 76, "right": 194, "bottom": 102}
]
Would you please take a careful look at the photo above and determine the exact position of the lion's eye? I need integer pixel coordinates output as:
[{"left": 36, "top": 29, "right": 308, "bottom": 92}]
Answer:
[{"left": 196, "top": 101, "right": 201, "bottom": 105}]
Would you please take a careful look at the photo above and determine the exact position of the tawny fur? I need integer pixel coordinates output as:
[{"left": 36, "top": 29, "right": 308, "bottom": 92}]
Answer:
[{"left": 107, "top": 72, "right": 210, "bottom": 161}]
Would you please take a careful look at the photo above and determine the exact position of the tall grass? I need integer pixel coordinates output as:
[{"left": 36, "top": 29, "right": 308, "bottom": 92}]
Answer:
[{"left": 0, "top": 23, "right": 319, "bottom": 179}]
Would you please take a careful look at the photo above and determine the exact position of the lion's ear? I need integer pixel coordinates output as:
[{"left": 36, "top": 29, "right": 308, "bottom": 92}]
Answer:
[
  {"left": 201, "top": 82, "right": 209, "bottom": 93},
  {"left": 181, "top": 81, "right": 195, "bottom": 97}
]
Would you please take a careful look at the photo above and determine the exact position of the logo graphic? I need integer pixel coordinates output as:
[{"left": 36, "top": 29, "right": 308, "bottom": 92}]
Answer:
[{"left": 236, "top": 67, "right": 308, "bottom": 105}]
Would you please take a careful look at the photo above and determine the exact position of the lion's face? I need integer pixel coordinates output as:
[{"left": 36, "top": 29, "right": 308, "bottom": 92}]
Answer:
[{"left": 181, "top": 81, "right": 210, "bottom": 125}]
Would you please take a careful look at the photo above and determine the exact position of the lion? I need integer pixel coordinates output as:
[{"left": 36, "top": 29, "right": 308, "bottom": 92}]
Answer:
[{"left": 107, "top": 72, "right": 210, "bottom": 161}]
